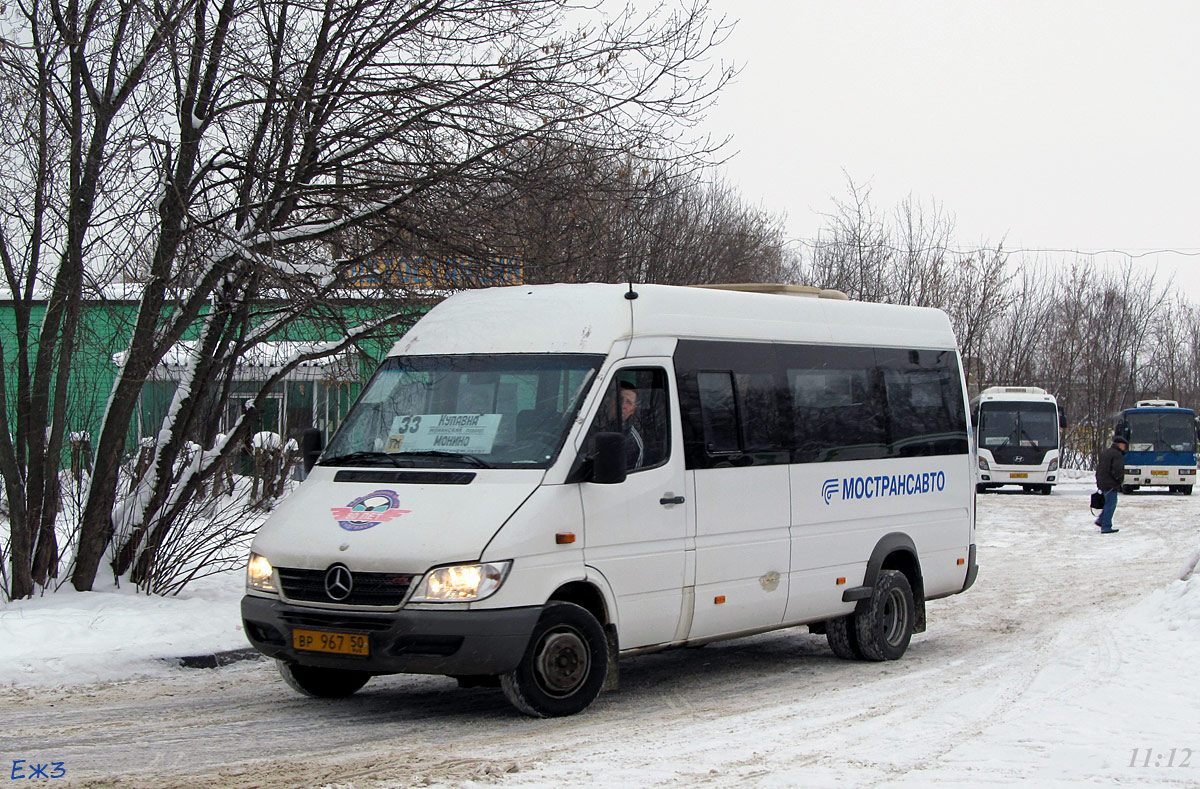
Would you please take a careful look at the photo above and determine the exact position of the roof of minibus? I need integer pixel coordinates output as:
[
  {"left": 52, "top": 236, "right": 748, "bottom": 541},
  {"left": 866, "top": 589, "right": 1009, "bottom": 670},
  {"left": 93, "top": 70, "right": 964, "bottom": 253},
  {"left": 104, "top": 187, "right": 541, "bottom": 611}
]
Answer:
[{"left": 388, "top": 283, "right": 958, "bottom": 357}]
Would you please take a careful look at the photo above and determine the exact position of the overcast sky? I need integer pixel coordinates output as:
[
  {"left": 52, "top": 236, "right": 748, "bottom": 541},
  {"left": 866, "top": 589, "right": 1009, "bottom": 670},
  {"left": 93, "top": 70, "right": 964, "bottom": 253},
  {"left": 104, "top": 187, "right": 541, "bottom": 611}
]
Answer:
[{"left": 693, "top": 1, "right": 1200, "bottom": 298}]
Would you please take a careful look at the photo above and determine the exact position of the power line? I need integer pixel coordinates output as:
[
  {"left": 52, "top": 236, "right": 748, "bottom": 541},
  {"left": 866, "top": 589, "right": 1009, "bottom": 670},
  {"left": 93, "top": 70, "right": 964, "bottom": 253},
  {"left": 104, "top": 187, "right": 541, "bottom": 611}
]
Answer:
[{"left": 785, "top": 238, "right": 1200, "bottom": 260}]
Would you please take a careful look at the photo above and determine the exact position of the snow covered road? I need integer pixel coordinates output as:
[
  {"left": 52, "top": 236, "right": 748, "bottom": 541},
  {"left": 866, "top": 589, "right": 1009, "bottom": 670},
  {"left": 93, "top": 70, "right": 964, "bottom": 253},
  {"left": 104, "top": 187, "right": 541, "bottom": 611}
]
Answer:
[{"left": 2, "top": 480, "right": 1198, "bottom": 787}]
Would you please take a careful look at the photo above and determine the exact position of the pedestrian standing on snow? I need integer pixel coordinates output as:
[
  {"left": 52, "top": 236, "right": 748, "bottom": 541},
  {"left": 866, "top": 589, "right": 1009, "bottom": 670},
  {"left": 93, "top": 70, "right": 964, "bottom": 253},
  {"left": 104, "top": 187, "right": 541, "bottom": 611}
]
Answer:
[{"left": 1094, "top": 434, "right": 1127, "bottom": 534}]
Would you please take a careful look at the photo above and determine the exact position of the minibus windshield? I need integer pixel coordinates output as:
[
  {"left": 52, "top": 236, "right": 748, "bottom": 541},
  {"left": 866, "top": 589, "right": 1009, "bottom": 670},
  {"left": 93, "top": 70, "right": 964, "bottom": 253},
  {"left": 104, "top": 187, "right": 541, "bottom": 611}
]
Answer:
[
  {"left": 321, "top": 354, "right": 603, "bottom": 469},
  {"left": 1125, "top": 412, "right": 1198, "bottom": 454},
  {"left": 977, "top": 401, "right": 1059, "bottom": 450}
]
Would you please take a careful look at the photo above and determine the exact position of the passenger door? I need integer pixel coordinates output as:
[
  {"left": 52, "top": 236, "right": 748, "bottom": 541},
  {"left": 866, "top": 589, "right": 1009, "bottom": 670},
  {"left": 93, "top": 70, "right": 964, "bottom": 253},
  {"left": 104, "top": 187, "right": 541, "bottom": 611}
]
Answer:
[
  {"left": 580, "top": 363, "right": 690, "bottom": 649},
  {"left": 682, "top": 362, "right": 791, "bottom": 639}
]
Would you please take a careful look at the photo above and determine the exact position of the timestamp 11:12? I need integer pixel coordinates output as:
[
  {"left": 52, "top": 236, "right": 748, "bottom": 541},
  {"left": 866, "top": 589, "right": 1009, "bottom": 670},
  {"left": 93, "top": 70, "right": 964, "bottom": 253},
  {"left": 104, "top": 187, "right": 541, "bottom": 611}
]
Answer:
[{"left": 1130, "top": 748, "right": 1192, "bottom": 768}]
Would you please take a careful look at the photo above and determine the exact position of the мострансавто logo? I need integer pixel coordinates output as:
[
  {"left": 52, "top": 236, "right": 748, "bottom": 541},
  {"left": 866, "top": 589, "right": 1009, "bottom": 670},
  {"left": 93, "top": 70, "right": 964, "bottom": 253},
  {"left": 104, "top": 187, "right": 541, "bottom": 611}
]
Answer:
[
  {"left": 822, "top": 471, "right": 947, "bottom": 505},
  {"left": 331, "top": 489, "right": 411, "bottom": 531}
]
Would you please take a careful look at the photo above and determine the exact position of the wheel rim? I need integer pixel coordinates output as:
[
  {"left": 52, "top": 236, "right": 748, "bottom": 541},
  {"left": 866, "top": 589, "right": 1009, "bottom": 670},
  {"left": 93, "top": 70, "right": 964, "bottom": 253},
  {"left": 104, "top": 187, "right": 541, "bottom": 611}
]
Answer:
[
  {"left": 881, "top": 587, "right": 910, "bottom": 646},
  {"left": 533, "top": 626, "right": 590, "bottom": 697}
]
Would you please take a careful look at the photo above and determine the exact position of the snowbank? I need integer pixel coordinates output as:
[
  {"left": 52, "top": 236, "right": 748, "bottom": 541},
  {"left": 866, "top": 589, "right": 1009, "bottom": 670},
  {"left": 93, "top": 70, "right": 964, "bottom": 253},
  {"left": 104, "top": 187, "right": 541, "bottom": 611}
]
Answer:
[{"left": 0, "top": 571, "right": 248, "bottom": 688}]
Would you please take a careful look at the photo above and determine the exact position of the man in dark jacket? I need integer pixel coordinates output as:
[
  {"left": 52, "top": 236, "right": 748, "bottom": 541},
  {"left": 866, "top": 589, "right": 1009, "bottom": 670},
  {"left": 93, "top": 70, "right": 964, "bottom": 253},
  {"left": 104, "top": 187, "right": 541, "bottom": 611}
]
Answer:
[{"left": 1094, "top": 434, "right": 1127, "bottom": 533}]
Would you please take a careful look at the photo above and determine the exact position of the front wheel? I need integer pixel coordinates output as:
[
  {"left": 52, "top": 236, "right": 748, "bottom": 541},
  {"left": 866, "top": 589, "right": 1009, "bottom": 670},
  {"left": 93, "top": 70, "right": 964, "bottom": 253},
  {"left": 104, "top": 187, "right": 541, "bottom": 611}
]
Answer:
[
  {"left": 277, "top": 661, "right": 371, "bottom": 698},
  {"left": 501, "top": 602, "right": 608, "bottom": 717},
  {"left": 1182, "top": 485, "right": 1194, "bottom": 496},
  {"left": 1121, "top": 484, "right": 1137, "bottom": 495},
  {"left": 854, "top": 569, "right": 915, "bottom": 661}
]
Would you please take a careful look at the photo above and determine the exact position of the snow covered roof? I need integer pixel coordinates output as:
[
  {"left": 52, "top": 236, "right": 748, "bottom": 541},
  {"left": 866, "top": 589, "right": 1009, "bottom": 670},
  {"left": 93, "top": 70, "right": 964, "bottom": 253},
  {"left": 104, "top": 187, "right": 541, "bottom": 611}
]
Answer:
[{"left": 114, "top": 340, "right": 359, "bottom": 382}]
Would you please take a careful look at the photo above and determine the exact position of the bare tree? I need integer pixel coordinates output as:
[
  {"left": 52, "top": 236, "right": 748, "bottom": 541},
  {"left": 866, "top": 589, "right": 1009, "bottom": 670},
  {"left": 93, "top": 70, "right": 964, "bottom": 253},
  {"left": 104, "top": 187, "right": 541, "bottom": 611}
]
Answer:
[
  {"left": 802, "top": 176, "right": 892, "bottom": 302},
  {"left": 1, "top": 0, "right": 735, "bottom": 597}
]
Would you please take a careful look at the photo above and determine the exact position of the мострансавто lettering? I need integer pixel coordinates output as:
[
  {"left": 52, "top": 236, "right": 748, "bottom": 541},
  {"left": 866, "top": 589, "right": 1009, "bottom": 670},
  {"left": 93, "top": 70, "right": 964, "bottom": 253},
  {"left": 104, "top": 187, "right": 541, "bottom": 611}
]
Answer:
[{"left": 840, "top": 471, "right": 947, "bottom": 500}]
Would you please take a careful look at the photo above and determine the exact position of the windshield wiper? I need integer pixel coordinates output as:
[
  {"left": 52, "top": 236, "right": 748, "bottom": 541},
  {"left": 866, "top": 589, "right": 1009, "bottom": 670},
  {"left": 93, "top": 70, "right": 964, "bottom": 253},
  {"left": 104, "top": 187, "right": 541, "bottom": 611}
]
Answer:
[
  {"left": 397, "top": 450, "right": 493, "bottom": 468},
  {"left": 317, "top": 451, "right": 407, "bottom": 468}
]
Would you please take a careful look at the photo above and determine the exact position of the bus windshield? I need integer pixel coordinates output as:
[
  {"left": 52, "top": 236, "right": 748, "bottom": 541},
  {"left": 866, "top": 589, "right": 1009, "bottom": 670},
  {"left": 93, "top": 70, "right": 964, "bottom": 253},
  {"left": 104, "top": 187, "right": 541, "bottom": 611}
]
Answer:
[
  {"left": 1125, "top": 412, "right": 1197, "bottom": 454},
  {"left": 977, "top": 401, "right": 1059, "bottom": 450},
  {"left": 321, "top": 353, "right": 603, "bottom": 469}
]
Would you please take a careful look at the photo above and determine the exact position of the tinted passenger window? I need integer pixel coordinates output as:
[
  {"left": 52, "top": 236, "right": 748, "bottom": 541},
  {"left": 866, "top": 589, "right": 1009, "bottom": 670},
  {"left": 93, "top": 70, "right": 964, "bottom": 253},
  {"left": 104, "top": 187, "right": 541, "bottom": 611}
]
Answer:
[
  {"left": 674, "top": 339, "right": 968, "bottom": 469},
  {"left": 781, "top": 345, "right": 887, "bottom": 462},
  {"left": 697, "top": 372, "right": 739, "bottom": 453},
  {"left": 876, "top": 349, "right": 968, "bottom": 456}
]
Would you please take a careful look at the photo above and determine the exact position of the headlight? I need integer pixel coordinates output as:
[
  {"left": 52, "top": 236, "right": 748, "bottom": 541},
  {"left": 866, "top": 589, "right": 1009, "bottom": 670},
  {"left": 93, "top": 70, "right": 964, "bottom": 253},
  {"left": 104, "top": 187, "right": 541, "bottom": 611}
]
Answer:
[
  {"left": 1125, "top": 468, "right": 1141, "bottom": 476},
  {"left": 978, "top": 458, "right": 990, "bottom": 471},
  {"left": 1181, "top": 469, "right": 1196, "bottom": 476},
  {"left": 246, "top": 552, "right": 277, "bottom": 593},
  {"left": 1048, "top": 459, "right": 1059, "bottom": 472},
  {"left": 409, "top": 561, "right": 512, "bottom": 602}
]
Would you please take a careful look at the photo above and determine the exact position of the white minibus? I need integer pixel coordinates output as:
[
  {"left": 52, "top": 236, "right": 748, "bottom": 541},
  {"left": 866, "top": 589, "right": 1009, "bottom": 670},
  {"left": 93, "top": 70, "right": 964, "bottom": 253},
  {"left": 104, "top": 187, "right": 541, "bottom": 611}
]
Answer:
[
  {"left": 971, "top": 386, "right": 1064, "bottom": 495},
  {"left": 242, "top": 283, "right": 978, "bottom": 717}
]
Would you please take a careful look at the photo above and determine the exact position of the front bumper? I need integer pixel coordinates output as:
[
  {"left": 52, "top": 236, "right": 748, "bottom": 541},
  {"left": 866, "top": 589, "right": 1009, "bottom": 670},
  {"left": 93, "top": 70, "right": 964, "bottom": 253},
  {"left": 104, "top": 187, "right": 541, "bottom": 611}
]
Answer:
[
  {"left": 241, "top": 594, "right": 541, "bottom": 676},
  {"left": 978, "top": 467, "right": 1055, "bottom": 485},
  {"left": 1123, "top": 473, "right": 1192, "bottom": 486}
]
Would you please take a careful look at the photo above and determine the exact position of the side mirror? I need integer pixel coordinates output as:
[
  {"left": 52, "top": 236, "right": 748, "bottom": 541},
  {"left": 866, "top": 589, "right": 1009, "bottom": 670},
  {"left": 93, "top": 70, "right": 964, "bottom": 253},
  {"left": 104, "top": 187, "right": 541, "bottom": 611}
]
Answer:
[
  {"left": 591, "top": 432, "right": 627, "bottom": 485},
  {"left": 1059, "top": 409, "right": 1067, "bottom": 430},
  {"left": 300, "top": 428, "right": 324, "bottom": 474}
]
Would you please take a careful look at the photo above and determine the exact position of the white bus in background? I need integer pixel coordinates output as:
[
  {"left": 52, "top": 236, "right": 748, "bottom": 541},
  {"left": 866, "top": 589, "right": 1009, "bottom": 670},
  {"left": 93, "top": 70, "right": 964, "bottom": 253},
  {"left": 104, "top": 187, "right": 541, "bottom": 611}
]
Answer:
[
  {"left": 972, "top": 386, "right": 1064, "bottom": 495},
  {"left": 241, "top": 283, "right": 978, "bottom": 717}
]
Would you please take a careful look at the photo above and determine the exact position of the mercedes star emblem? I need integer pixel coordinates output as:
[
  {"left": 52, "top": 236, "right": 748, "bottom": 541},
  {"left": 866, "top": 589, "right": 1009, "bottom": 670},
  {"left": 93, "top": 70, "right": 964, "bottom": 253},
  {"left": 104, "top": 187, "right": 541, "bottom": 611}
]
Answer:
[{"left": 324, "top": 564, "right": 354, "bottom": 601}]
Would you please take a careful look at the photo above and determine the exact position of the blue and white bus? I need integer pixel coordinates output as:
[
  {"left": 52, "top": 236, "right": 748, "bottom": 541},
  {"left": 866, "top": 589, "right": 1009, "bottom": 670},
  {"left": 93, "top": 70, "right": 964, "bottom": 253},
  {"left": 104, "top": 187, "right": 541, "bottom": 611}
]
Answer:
[{"left": 1116, "top": 400, "right": 1198, "bottom": 495}]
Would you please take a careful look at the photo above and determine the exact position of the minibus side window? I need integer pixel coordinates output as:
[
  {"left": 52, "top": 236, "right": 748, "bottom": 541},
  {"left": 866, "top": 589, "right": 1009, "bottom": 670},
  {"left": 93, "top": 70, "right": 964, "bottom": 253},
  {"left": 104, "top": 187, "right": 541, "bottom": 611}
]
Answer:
[
  {"left": 697, "top": 372, "right": 739, "bottom": 454},
  {"left": 781, "top": 345, "right": 887, "bottom": 463},
  {"left": 876, "top": 348, "right": 969, "bottom": 457}
]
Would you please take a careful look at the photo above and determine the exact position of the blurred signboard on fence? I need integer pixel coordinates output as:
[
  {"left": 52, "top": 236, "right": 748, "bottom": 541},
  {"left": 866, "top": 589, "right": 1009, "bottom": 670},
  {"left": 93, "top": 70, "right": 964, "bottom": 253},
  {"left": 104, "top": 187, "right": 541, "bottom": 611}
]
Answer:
[{"left": 345, "top": 256, "right": 523, "bottom": 289}]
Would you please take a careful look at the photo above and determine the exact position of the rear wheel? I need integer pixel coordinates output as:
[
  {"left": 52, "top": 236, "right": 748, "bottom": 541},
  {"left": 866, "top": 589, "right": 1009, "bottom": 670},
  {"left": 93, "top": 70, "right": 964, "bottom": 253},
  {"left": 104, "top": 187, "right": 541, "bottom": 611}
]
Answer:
[
  {"left": 277, "top": 661, "right": 371, "bottom": 698},
  {"left": 501, "top": 602, "right": 608, "bottom": 718},
  {"left": 854, "top": 569, "right": 915, "bottom": 661},
  {"left": 826, "top": 614, "right": 865, "bottom": 660}
]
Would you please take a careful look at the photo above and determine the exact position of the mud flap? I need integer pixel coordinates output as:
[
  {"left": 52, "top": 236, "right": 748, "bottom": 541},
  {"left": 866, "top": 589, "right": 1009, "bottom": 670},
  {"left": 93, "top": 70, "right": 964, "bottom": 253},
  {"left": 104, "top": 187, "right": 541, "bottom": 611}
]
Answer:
[{"left": 603, "top": 624, "right": 619, "bottom": 692}]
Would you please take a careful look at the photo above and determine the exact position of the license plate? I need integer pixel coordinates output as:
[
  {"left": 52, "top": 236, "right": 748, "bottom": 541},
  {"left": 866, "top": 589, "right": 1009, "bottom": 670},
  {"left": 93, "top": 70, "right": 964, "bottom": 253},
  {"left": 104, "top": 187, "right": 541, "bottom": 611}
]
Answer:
[
  {"left": 1009, "top": 472, "right": 1028, "bottom": 479},
  {"left": 292, "top": 628, "right": 369, "bottom": 656},
  {"left": 1151, "top": 470, "right": 1168, "bottom": 476}
]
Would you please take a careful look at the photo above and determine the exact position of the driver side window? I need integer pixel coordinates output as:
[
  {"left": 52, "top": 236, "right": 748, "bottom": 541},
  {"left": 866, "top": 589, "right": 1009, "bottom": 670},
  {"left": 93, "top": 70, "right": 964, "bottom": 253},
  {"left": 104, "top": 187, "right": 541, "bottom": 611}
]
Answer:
[{"left": 585, "top": 367, "right": 671, "bottom": 473}]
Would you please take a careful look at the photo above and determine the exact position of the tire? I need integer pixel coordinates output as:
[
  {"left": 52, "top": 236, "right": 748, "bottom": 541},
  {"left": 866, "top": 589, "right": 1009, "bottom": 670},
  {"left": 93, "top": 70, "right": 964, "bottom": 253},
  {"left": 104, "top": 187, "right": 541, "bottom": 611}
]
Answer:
[
  {"left": 1039, "top": 484, "right": 1053, "bottom": 495},
  {"left": 826, "top": 614, "right": 865, "bottom": 660},
  {"left": 1183, "top": 485, "right": 1194, "bottom": 496},
  {"left": 854, "top": 569, "right": 915, "bottom": 662},
  {"left": 1121, "top": 485, "right": 1136, "bottom": 495},
  {"left": 501, "top": 602, "right": 608, "bottom": 718},
  {"left": 277, "top": 660, "right": 371, "bottom": 698}
]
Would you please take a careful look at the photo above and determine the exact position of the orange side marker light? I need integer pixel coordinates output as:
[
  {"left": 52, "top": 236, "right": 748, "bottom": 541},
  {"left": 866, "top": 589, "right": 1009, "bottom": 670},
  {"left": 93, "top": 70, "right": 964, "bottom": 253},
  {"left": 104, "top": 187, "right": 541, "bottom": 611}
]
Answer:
[{"left": 555, "top": 533, "right": 576, "bottom": 544}]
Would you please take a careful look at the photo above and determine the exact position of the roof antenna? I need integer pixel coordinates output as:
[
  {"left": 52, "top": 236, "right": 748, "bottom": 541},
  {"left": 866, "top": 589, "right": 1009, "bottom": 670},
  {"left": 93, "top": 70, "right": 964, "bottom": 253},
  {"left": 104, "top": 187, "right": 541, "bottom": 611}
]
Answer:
[{"left": 624, "top": 280, "right": 639, "bottom": 300}]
